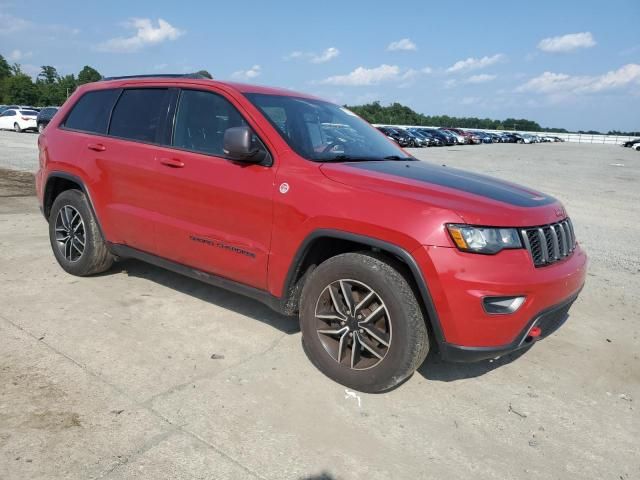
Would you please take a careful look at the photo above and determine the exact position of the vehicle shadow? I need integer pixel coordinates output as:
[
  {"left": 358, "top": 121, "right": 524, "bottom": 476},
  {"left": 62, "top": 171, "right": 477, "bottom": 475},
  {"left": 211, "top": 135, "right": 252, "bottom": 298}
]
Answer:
[
  {"left": 113, "top": 258, "right": 299, "bottom": 335},
  {"left": 299, "top": 473, "right": 336, "bottom": 480},
  {"left": 417, "top": 346, "right": 530, "bottom": 382}
]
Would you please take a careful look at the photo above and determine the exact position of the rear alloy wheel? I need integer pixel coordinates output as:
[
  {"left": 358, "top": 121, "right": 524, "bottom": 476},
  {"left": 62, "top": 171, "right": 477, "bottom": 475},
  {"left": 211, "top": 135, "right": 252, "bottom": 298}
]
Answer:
[
  {"left": 49, "top": 189, "right": 114, "bottom": 276},
  {"left": 14, "top": 122, "right": 21, "bottom": 133},
  {"left": 38, "top": 123, "right": 45, "bottom": 133},
  {"left": 300, "top": 252, "right": 429, "bottom": 393}
]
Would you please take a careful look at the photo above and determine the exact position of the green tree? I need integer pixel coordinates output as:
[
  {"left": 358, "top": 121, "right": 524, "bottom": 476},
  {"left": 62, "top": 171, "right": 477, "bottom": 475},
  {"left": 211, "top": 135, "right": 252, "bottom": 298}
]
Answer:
[
  {"left": 0, "top": 54, "right": 10, "bottom": 79},
  {"left": 38, "top": 65, "right": 59, "bottom": 84},
  {"left": 4, "top": 74, "right": 38, "bottom": 105},
  {"left": 77, "top": 65, "right": 102, "bottom": 85}
]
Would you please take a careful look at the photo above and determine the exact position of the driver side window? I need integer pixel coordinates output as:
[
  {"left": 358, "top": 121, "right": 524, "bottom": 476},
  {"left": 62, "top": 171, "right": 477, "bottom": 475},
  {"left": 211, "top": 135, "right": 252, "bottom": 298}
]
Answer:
[{"left": 173, "top": 90, "right": 247, "bottom": 156}]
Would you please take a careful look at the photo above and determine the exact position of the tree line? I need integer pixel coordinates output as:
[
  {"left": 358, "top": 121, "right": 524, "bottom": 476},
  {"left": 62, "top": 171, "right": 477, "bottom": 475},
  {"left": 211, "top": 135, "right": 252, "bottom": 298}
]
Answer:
[
  {"left": 0, "top": 54, "right": 102, "bottom": 106},
  {"left": 345, "top": 101, "right": 639, "bottom": 136}
]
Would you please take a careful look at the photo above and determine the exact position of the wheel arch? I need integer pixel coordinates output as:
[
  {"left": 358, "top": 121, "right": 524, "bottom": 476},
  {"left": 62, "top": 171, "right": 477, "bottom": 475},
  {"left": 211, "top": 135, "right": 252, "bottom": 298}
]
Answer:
[
  {"left": 280, "top": 229, "right": 446, "bottom": 345},
  {"left": 43, "top": 172, "right": 105, "bottom": 240}
]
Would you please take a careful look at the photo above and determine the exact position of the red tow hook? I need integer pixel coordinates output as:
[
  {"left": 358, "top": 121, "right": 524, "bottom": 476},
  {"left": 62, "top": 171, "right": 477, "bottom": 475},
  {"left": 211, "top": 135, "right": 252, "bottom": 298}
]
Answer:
[{"left": 527, "top": 326, "right": 542, "bottom": 342}]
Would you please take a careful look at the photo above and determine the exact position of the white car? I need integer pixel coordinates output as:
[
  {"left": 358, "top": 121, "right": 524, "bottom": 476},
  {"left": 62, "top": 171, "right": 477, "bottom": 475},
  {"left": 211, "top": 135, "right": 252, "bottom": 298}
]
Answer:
[
  {"left": 633, "top": 143, "right": 640, "bottom": 151},
  {"left": 0, "top": 108, "right": 38, "bottom": 132}
]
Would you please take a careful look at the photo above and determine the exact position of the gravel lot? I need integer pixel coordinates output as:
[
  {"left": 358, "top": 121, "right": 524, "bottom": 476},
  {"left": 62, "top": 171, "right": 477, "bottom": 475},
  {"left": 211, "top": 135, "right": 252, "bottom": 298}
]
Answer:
[{"left": 0, "top": 130, "right": 638, "bottom": 479}]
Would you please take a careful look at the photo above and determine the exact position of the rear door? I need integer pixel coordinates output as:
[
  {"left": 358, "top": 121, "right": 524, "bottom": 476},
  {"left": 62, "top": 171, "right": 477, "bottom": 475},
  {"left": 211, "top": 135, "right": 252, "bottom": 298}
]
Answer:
[
  {"left": 96, "top": 87, "right": 177, "bottom": 254},
  {"left": 149, "top": 88, "right": 275, "bottom": 290}
]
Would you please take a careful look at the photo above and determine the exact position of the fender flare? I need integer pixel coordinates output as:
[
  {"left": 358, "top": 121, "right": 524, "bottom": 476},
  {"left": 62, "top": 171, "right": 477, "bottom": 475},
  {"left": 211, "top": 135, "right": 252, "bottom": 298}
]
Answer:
[
  {"left": 282, "top": 229, "right": 446, "bottom": 345},
  {"left": 43, "top": 171, "right": 106, "bottom": 240}
]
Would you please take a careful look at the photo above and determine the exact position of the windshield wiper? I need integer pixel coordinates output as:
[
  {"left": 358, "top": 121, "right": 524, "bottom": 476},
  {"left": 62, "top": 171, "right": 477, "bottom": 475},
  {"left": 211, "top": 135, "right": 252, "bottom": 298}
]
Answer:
[
  {"left": 319, "top": 155, "right": 380, "bottom": 163},
  {"left": 382, "top": 155, "right": 415, "bottom": 161}
]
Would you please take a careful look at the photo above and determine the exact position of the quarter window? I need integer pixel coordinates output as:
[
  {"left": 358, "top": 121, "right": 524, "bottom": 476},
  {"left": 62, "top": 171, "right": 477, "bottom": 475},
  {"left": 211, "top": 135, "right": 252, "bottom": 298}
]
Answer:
[
  {"left": 173, "top": 90, "right": 247, "bottom": 156},
  {"left": 64, "top": 89, "right": 119, "bottom": 134},
  {"left": 109, "top": 89, "right": 172, "bottom": 143}
]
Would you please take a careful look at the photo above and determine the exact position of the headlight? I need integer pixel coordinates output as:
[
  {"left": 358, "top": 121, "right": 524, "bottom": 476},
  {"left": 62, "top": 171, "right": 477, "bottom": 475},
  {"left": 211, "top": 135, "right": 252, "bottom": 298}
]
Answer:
[{"left": 447, "top": 224, "right": 522, "bottom": 254}]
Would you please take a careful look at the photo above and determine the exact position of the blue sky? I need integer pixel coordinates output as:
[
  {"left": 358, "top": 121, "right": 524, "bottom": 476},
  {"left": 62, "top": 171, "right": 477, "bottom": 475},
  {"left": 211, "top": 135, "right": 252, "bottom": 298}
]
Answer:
[{"left": 1, "top": 0, "right": 639, "bottom": 131}]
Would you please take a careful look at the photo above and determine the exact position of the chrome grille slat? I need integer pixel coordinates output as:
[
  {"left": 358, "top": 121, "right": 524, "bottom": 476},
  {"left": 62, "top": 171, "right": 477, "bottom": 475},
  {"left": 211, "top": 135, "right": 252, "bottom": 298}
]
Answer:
[
  {"left": 558, "top": 222, "right": 568, "bottom": 256},
  {"left": 549, "top": 227, "right": 560, "bottom": 259},
  {"left": 537, "top": 228, "right": 548, "bottom": 263},
  {"left": 521, "top": 218, "right": 577, "bottom": 267}
]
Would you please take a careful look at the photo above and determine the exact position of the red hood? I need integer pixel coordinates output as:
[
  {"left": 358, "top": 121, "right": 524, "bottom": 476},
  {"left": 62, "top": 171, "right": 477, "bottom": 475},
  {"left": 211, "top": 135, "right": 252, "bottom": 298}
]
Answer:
[{"left": 320, "top": 160, "right": 567, "bottom": 227}]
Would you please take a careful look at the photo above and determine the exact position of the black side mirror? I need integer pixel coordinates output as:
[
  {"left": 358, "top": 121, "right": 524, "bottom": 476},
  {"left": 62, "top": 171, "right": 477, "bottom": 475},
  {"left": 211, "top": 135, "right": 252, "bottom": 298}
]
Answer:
[{"left": 223, "top": 126, "right": 265, "bottom": 163}]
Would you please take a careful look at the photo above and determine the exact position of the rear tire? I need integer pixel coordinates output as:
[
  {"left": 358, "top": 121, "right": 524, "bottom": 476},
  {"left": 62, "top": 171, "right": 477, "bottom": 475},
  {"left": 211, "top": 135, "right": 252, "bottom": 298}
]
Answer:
[
  {"left": 14, "top": 122, "right": 21, "bottom": 133},
  {"left": 49, "top": 189, "right": 114, "bottom": 276},
  {"left": 299, "top": 252, "right": 429, "bottom": 393}
]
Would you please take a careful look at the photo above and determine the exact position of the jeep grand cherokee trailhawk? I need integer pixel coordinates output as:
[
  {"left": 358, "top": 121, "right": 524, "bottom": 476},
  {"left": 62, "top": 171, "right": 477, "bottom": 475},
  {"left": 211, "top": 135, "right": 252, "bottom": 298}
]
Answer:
[{"left": 36, "top": 74, "right": 587, "bottom": 392}]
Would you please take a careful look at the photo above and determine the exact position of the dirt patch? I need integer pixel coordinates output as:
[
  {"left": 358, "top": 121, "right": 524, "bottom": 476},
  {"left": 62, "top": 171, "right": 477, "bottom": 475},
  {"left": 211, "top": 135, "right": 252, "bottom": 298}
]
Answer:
[{"left": 0, "top": 168, "right": 35, "bottom": 197}]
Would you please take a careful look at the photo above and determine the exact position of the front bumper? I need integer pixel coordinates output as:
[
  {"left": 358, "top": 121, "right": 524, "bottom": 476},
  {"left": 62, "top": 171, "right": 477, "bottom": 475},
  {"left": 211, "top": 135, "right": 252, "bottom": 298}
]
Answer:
[
  {"left": 412, "top": 243, "right": 587, "bottom": 356},
  {"left": 439, "top": 289, "right": 581, "bottom": 362}
]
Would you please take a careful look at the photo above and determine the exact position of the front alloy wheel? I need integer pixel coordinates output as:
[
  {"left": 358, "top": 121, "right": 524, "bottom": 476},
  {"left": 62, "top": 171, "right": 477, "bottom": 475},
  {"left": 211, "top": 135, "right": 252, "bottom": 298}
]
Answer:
[
  {"left": 315, "top": 279, "right": 391, "bottom": 370},
  {"left": 300, "top": 252, "right": 429, "bottom": 393}
]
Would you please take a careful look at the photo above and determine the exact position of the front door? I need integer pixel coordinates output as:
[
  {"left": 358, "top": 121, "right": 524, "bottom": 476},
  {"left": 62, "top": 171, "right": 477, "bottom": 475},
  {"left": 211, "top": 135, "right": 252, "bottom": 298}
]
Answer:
[{"left": 150, "top": 88, "right": 275, "bottom": 290}]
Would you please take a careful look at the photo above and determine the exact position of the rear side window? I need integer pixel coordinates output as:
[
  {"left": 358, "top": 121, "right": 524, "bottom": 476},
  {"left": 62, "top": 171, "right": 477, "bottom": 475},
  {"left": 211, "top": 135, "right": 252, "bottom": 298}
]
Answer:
[
  {"left": 64, "top": 89, "right": 119, "bottom": 134},
  {"left": 173, "top": 90, "right": 247, "bottom": 156},
  {"left": 109, "top": 89, "right": 171, "bottom": 143}
]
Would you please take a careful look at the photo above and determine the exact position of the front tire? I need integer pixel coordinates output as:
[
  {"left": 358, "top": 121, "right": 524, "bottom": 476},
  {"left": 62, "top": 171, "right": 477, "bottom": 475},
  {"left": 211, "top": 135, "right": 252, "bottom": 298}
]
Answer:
[
  {"left": 299, "top": 252, "right": 429, "bottom": 393},
  {"left": 49, "top": 189, "right": 114, "bottom": 276},
  {"left": 38, "top": 123, "right": 45, "bottom": 133}
]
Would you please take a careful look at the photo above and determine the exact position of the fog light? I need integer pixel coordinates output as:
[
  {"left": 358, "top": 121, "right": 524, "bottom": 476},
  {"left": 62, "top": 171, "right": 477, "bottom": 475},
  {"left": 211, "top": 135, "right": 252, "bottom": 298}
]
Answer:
[{"left": 482, "top": 296, "right": 526, "bottom": 314}]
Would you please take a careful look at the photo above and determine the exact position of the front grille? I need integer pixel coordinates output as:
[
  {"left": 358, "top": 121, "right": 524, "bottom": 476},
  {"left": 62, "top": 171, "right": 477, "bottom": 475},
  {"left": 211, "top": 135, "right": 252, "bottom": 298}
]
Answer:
[{"left": 521, "top": 218, "right": 576, "bottom": 267}]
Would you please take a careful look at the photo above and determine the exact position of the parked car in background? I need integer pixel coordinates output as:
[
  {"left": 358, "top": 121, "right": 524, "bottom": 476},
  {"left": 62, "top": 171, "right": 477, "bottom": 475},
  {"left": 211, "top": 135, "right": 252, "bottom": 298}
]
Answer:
[
  {"left": 622, "top": 138, "right": 640, "bottom": 148},
  {"left": 439, "top": 128, "right": 466, "bottom": 144},
  {"left": 37, "top": 107, "right": 60, "bottom": 133},
  {"left": 471, "top": 131, "right": 493, "bottom": 144},
  {"left": 408, "top": 128, "right": 442, "bottom": 146},
  {"left": 400, "top": 128, "right": 429, "bottom": 147},
  {"left": 0, "top": 108, "right": 39, "bottom": 132},
  {"left": 377, "top": 126, "right": 411, "bottom": 147}
]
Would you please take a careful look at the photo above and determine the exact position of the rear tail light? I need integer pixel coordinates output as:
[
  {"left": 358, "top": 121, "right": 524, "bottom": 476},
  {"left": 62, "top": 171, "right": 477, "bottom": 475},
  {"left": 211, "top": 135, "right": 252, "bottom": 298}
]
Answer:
[{"left": 21, "top": 117, "right": 33, "bottom": 121}]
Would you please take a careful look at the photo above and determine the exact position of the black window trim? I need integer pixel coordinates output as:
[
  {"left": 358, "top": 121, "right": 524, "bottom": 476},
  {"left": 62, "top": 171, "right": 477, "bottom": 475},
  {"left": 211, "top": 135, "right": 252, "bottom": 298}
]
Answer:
[
  {"left": 60, "top": 88, "right": 123, "bottom": 136},
  {"left": 106, "top": 87, "right": 177, "bottom": 146},
  {"left": 169, "top": 87, "right": 273, "bottom": 167},
  {"left": 59, "top": 86, "right": 273, "bottom": 166}
]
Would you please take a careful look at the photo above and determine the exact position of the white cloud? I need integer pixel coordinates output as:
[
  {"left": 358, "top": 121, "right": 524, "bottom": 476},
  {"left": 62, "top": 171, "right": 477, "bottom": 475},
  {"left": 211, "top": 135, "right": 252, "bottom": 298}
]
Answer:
[
  {"left": 319, "top": 64, "right": 402, "bottom": 86},
  {"left": 8, "top": 49, "right": 31, "bottom": 61},
  {"left": 285, "top": 47, "right": 340, "bottom": 64},
  {"left": 0, "top": 13, "right": 31, "bottom": 34},
  {"left": 231, "top": 64, "right": 261, "bottom": 80},
  {"left": 466, "top": 74, "right": 496, "bottom": 83},
  {"left": 517, "top": 64, "right": 640, "bottom": 94},
  {"left": 446, "top": 54, "right": 504, "bottom": 73},
  {"left": 421, "top": 66, "right": 433, "bottom": 74},
  {"left": 386, "top": 38, "right": 417, "bottom": 51},
  {"left": 537, "top": 32, "right": 596, "bottom": 53},
  {"left": 98, "top": 18, "right": 184, "bottom": 53}
]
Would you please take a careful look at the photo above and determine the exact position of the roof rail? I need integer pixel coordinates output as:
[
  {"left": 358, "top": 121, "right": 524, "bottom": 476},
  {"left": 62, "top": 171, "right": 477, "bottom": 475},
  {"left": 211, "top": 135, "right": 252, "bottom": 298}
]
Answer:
[{"left": 101, "top": 73, "right": 211, "bottom": 81}]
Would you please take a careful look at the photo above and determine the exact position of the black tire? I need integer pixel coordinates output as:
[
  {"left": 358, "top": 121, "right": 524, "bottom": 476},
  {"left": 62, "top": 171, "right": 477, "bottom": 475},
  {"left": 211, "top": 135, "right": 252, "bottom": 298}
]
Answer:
[
  {"left": 299, "top": 252, "right": 429, "bottom": 393},
  {"left": 49, "top": 189, "right": 114, "bottom": 276},
  {"left": 38, "top": 123, "right": 45, "bottom": 133},
  {"left": 14, "top": 122, "right": 21, "bottom": 133}
]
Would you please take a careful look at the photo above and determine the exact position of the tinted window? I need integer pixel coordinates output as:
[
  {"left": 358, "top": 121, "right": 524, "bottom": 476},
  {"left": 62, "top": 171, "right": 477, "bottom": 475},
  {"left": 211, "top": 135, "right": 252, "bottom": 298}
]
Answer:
[
  {"left": 108, "top": 89, "right": 172, "bottom": 143},
  {"left": 20, "top": 110, "right": 38, "bottom": 115},
  {"left": 64, "top": 89, "right": 119, "bottom": 134},
  {"left": 2, "top": 110, "right": 16, "bottom": 117},
  {"left": 173, "top": 90, "right": 247, "bottom": 156}
]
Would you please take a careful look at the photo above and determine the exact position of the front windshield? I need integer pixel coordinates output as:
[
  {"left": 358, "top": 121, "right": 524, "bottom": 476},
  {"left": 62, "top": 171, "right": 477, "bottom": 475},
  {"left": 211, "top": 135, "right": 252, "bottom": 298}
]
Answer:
[{"left": 245, "top": 93, "right": 411, "bottom": 162}]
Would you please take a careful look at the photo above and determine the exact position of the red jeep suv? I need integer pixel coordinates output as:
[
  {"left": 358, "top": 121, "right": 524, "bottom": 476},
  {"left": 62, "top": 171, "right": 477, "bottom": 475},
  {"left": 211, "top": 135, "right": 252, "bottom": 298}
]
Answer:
[{"left": 36, "top": 74, "right": 587, "bottom": 392}]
